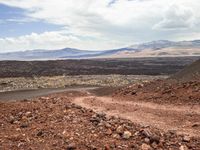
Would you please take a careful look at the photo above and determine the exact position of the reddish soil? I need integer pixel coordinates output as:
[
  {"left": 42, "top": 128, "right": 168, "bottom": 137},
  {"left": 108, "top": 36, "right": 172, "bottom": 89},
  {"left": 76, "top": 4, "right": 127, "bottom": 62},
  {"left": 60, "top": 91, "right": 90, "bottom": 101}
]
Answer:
[
  {"left": 113, "top": 80, "right": 200, "bottom": 105},
  {"left": 74, "top": 96, "right": 200, "bottom": 138},
  {"left": 0, "top": 80, "right": 200, "bottom": 149}
]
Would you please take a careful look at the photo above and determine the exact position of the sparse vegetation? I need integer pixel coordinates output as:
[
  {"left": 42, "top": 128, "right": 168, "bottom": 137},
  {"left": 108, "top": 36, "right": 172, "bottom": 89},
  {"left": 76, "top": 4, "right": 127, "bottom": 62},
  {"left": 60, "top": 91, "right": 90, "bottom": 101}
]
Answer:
[{"left": 0, "top": 75, "right": 167, "bottom": 92}]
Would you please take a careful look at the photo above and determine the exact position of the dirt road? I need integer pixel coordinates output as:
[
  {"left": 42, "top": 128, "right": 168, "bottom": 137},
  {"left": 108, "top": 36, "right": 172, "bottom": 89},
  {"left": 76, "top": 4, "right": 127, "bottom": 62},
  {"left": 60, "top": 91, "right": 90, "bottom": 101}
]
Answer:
[
  {"left": 73, "top": 95, "right": 200, "bottom": 137},
  {"left": 1, "top": 87, "right": 199, "bottom": 138},
  {"left": 0, "top": 87, "right": 97, "bottom": 101}
]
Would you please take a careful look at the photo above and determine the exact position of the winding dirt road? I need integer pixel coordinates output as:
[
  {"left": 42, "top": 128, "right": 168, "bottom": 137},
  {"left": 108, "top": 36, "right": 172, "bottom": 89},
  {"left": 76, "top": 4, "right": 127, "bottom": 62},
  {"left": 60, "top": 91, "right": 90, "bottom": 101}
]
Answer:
[
  {"left": 1, "top": 87, "right": 199, "bottom": 138},
  {"left": 73, "top": 95, "right": 200, "bottom": 137}
]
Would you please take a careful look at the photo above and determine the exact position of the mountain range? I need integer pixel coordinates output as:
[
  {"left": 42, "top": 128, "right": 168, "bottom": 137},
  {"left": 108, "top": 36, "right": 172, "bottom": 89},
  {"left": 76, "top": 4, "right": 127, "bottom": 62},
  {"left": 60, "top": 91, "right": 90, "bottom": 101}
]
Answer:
[{"left": 0, "top": 40, "right": 200, "bottom": 60}]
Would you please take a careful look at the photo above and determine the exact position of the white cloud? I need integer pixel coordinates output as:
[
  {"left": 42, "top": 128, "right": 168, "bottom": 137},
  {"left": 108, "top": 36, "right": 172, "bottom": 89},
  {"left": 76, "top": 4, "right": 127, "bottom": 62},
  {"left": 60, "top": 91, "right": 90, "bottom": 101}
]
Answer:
[
  {"left": 0, "top": 0, "right": 200, "bottom": 51},
  {"left": 6, "top": 18, "right": 38, "bottom": 23},
  {"left": 0, "top": 31, "right": 127, "bottom": 52},
  {"left": 154, "top": 5, "right": 195, "bottom": 30},
  {"left": 0, "top": 32, "right": 77, "bottom": 52}
]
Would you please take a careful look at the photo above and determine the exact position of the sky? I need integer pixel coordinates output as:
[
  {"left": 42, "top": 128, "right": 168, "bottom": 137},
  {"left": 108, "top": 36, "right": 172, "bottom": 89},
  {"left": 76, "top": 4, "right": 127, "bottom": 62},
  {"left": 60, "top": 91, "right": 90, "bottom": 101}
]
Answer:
[{"left": 0, "top": 0, "right": 200, "bottom": 52}]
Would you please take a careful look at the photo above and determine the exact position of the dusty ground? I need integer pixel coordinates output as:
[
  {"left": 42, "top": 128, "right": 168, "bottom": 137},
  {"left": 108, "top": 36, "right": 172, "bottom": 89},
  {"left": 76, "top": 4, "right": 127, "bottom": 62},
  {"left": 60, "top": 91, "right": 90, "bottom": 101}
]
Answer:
[
  {"left": 74, "top": 96, "right": 200, "bottom": 137},
  {"left": 0, "top": 79, "right": 200, "bottom": 149},
  {"left": 113, "top": 80, "right": 200, "bottom": 105},
  {"left": 74, "top": 80, "right": 200, "bottom": 137}
]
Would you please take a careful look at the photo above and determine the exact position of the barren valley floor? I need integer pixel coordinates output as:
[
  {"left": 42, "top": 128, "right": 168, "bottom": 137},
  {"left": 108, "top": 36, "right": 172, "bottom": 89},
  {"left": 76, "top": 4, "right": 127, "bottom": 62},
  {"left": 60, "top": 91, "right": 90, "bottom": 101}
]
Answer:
[{"left": 0, "top": 57, "right": 200, "bottom": 149}]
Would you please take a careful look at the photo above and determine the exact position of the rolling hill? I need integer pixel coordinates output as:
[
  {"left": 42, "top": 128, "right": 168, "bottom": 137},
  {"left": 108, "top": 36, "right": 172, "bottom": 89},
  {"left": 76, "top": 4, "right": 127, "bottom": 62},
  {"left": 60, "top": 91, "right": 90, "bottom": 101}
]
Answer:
[
  {"left": 0, "top": 40, "right": 200, "bottom": 60},
  {"left": 112, "top": 40, "right": 200, "bottom": 58},
  {"left": 0, "top": 48, "right": 101, "bottom": 60}
]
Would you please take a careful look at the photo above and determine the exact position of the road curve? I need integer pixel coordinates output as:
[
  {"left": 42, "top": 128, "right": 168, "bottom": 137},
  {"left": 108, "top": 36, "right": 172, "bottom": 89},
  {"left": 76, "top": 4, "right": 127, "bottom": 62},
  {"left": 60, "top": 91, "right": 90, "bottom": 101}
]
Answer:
[{"left": 73, "top": 96, "right": 200, "bottom": 137}]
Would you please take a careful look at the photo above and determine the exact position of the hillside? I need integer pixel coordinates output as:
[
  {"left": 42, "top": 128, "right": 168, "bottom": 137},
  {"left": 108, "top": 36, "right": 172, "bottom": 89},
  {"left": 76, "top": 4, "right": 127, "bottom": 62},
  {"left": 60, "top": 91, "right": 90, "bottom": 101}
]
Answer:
[
  {"left": 171, "top": 59, "right": 200, "bottom": 81},
  {"left": 0, "top": 48, "right": 101, "bottom": 60},
  {"left": 105, "top": 40, "right": 200, "bottom": 58}
]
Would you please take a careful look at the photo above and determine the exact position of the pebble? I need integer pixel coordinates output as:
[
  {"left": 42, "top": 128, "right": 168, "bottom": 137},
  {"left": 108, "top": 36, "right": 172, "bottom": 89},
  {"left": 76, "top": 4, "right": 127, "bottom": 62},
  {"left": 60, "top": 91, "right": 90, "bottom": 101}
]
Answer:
[
  {"left": 144, "top": 138, "right": 150, "bottom": 143},
  {"left": 9, "top": 115, "right": 15, "bottom": 124},
  {"left": 104, "top": 122, "right": 112, "bottom": 128},
  {"left": 179, "top": 145, "right": 188, "bottom": 150},
  {"left": 112, "top": 133, "right": 120, "bottom": 139},
  {"left": 182, "top": 135, "right": 190, "bottom": 142},
  {"left": 66, "top": 143, "right": 76, "bottom": 150},
  {"left": 20, "top": 123, "right": 28, "bottom": 128},
  {"left": 122, "top": 131, "right": 132, "bottom": 139},
  {"left": 96, "top": 112, "right": 106, "bottom": 118},
  {"left": 142, "top": 129, "right": 152, "bottom": 138},
  {"left": 141, "top": 129, "right": 160, "bottom": 144},
  {"left": 25, "top": 111, "right": 32, "bottom": 117},
  {"left": 106, "top": 129, "right": 112, "bottom": 135},
  {"left": 116, "top": 126, "right": 123, "bottom": 134},
  {"left": 141, "top": 143, "right": 152, "bottom": 150},
  {"left": 150, "top": 135, "right": 160, "bottom": 144}
]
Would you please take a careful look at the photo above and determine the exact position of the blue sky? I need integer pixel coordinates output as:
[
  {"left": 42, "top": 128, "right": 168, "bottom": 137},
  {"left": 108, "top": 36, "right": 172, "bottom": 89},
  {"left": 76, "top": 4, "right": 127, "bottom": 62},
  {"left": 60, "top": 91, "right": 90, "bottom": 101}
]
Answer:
[
  {"left": 0, "top": 0, "right": 200, "bottom": 52},
  {"left": 0, "top": 4, "right": 63, "bottom": 37}
]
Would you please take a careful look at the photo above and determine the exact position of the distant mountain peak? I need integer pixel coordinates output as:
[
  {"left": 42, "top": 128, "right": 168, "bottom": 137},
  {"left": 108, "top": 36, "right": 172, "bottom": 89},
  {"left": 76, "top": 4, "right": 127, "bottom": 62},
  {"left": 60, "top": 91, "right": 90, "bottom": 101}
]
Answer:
[
  {"left": 129, "top": 40, "right": 175, "bottom": 50},
  {"left": 0, "top": 39, "right": 200, "bottom": 60}
]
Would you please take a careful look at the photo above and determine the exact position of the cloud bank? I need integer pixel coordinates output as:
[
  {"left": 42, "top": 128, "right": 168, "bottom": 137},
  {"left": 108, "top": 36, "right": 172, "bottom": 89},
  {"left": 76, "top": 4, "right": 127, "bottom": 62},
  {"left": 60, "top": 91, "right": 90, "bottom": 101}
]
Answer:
[{"left": 0, "top": 0, "right": 200, "bottom": 52}]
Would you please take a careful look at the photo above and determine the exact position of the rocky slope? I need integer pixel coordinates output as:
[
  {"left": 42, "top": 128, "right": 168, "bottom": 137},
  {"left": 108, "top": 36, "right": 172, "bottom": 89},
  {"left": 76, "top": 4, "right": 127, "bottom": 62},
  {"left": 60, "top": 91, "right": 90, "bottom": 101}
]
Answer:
[
  {"left": 113, "top": 80, "right": 200, "bottom": 105},
  {"left": 0, "top": 91, "right": 199, "bottom": 149},
  {"left": 113, "top": 59, "right": 200, "bottom": 105},
  {"left": 171, "top": 59, "right": 200, "bottom": 81}
]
